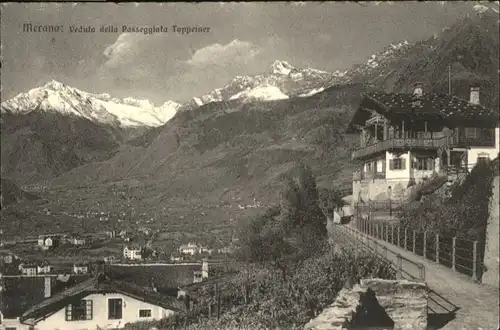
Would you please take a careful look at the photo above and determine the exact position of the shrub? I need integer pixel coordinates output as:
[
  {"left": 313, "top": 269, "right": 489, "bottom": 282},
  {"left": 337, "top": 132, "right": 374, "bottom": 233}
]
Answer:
[
  {"left": 398, "top": 159, "right": 497, "bottom": 240},
  {"left": 130, "top": 248, "right": 394, "bottom": 330}
]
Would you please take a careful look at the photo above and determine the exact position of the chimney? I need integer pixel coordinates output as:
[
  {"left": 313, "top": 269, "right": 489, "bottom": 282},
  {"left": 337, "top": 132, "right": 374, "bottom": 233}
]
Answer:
[
  {"left": 413, "top": 82, "right": 423, "bottom": 97},
  {"left": 44, "top": 276, "right": 51, "bottom": 298},
  {"left": 469, "top": 85, "right": 480, "bottom": 105}
]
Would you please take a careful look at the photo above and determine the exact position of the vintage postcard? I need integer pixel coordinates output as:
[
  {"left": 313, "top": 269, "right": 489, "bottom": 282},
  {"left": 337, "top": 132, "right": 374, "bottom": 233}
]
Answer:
[{"left": 0, "top": 2, "right": 499, "bottom": 330}]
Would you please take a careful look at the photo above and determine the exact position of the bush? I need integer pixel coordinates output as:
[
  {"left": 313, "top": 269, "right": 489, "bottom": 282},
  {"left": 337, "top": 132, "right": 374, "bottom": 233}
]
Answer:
[
  {"left": 398, "top": 159, "right": 497, "bottom": 240},
  {"left": 130, "top": 248, "right": 395, "bottom": 330}
]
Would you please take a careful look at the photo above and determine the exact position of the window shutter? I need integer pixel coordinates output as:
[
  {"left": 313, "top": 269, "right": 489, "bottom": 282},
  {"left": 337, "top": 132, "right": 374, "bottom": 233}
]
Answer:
[
  {"left": 86, "top": 300, "right": 93, "bottom": 320},
  {"left": 427, "top": 158, "right": 433, "bottom": 170},
  {"left": 401, "top": 159, "right": 406, "bottom": 170},
  {"left": 389, "top": 160, "right": 394, "bottom": 170},
  {"left": 66, "top": 304, "right": 72, "bottom": 321}
]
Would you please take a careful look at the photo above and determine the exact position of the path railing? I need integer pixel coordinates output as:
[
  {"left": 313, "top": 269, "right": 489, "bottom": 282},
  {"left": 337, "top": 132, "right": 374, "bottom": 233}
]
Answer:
[
  {"left": 329, "top": 220, "right": 425, "bottom": 282},
  {"left": 353, "top": 215, "right": 484, "bottom": 282}
]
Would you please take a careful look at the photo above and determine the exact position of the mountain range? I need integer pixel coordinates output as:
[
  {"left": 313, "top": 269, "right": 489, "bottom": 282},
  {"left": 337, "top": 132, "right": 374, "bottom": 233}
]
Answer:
[
  {"left": 1, "top": 80, "right": 181, "bottom": 129},
  {"left": 0, "top": 12, "right": 498, "bottom": 235}
]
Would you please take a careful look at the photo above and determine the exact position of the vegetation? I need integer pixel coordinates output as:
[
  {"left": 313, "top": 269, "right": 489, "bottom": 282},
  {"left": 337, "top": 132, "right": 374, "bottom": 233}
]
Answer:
[
  {"left": 236, "top": 164, "right": 328, "bottom": 281},
  {"left": 122, "top": 164, "right": 395, "bottom": 330},
  {"left": 398, "top": 156, "right": 498, "bottom": 241}
]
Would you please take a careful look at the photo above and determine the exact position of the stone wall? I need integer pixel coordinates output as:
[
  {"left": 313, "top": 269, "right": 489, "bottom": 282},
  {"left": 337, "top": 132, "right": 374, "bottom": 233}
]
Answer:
[
  {"left": 303, "top": 279, "right": 428, "bottom": 330},
  {"left": 360, "top": 279, "right": 428, "bottom": 330},
  {"left": 352, "top": 179, "right": 410, "bottom": 203},
  {"left": 482, "top": 176, "right": 499, "bottom": 288}
]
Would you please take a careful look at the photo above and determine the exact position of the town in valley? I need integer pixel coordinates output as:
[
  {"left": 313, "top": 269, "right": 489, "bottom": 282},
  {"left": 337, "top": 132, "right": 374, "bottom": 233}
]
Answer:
[{"left": 1, "top": 2, "right": 499, "bottom": 330}]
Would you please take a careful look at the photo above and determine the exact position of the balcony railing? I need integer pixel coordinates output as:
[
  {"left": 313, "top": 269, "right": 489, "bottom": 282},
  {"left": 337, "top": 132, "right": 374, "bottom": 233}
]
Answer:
[{"left": 352, "top": 134, "right": 464, "bottom": 160}]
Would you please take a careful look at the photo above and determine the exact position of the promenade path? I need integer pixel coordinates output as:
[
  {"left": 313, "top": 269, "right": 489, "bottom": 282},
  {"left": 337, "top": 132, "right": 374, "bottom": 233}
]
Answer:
[{"left": 335, "top": 223, "right": 499, "bottom": 330}]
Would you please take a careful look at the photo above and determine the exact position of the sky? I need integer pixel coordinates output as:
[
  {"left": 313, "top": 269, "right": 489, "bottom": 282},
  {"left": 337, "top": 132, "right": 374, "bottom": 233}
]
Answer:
[{"left": 0, "top": 1, "right": 493, "bottom": 104}]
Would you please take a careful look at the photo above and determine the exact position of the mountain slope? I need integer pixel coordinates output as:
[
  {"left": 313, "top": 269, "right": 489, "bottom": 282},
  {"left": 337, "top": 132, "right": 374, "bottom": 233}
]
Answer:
[
  {"left": 1, "top": 111, "right": 122, "bottom": 185},
  {"left": 2, "top": 11, "right": 498, "bottom": 240},
  {"left": 1, "top": 80, "right": 181, "bottom": 129},
  {"left": 0, "top": 178, "right": 39, "bottom": 209},
  {"left": 0, "top": 81, "right": 182, "bottom": 185},
  {"left": 52, "top": 84, "right": 363, "bottom": 195},
  {"left": 351, "top": 12, "right": 499, "bottom": 110},
  {"left": 50, "top": 12, "right": 499, "bottom": 203}
]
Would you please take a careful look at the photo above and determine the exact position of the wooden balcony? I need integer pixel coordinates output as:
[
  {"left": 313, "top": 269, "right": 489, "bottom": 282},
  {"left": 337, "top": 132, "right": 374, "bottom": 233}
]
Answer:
[{"left": 352, "top": 135, "right": 462, "bottom": 160}]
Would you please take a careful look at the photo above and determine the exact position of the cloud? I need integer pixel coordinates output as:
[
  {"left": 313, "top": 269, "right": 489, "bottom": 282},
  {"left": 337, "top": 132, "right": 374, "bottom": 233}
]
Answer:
[
  {"left": 186, "top": 39, "right": 261, "bottom": 67},
  {"left": 103, "top": 33, "right": 150, "bottom": 69}
]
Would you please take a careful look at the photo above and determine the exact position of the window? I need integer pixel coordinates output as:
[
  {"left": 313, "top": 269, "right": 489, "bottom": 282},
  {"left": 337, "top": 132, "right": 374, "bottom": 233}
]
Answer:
[
  {"left": 465, "top": 127, "right": 477, "bottom": 139},
  {"left": 477, "top": 155, "right": 489, "bottom": 163},
  {"left": 108, "top": 298, "right": 123, "bottom": 320},
  {"left": 478, "top": 128, "right": 495, "bottom": 141},
  {"left": 65, "top": 300, "right": 93, "bottom": 321},
  {"left": 365, "top": 162, "right": 372, "bottom": 172},
  {"left": 139, "top": 309, "right": 152, "bottom": 318},
  {"left": 412, "top": 157, "right": 434, "bottom": 170},
  {"left": 389, "top": 157, "right": 405, "bottom": 170}
]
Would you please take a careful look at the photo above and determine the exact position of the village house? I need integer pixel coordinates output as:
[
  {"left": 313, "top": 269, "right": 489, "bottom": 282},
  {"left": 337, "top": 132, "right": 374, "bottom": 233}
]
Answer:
[
  {"left": 67, "top": 235, "right": 86, "bottom": 246},
  {"left": 37, "top": 261, "right": 52, "bottom": 275},
  {"left": 0, "top": 251, "right": 19, "bottom": 264},
  {"left": 73, "top": 263, "right": 89, "bottom": 274},
  {"left": 123, "top": 245, "right": 142, "bottom": 260},
  {"left": 346, "top": 84, "right": 500, "bottom": 203},
  {"left": 217, "top": 246, "right": 235, "bottom": 255},
  {"left": 19, "top": 263, "right": 38, "bottom": 276},
  {"left": 0, "top": 270, "right": 186, "bottom": 330},
  {"left": 37, "top": 235, "right": 60, "bottom": 250},
  {"left": 170, "top": 253, "right": 183, "bottom": 262},
  {"left": 179, "top": 243, "right": 200, "bottom": 256},
  {"left": 200, "top": 246, "right": 213, "bottom": 255}
]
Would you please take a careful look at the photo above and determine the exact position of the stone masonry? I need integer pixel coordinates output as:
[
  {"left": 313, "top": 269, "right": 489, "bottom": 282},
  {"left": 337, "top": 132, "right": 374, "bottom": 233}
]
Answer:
[
  {"left": 482, "top": 176, "right": 499, "bottom": 288},
  {"left": 303, "top": 278, "right": 428, "bottom": 330}
]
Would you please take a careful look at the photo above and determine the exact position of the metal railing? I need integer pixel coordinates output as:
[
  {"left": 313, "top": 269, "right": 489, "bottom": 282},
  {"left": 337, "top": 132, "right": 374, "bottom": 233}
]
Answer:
[
  {"left": 354, "top": 216, "right": 484, "bottom": 282},
  {"left": 329, "top": 221, "right": 426, "bottom": 282}
]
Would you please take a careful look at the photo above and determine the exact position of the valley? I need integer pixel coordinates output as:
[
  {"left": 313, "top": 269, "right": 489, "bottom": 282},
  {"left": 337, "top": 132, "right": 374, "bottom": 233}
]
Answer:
[
  {"left": 2, "top": 12, "right": 499, "bottom": 260},
  {"left": 1, "top": 3, "right": 500, "bottom": 330}
]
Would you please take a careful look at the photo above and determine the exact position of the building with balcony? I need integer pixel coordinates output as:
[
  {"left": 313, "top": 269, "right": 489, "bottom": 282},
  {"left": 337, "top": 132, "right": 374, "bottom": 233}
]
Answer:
[{"left": 347, "top": 84, "right": 499, "bottom": 203}]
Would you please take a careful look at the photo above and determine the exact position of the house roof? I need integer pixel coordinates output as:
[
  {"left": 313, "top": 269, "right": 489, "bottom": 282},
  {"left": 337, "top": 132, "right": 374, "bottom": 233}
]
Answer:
[
  {"left": 0, "top": 275, "right": 90, "bottom": 318},
  {"left": 19, "top": 273, "right": 186, "bottom": 322},
  {"left": 22, "top": 264, "right": 38, "bottom": 268},
  {"left": 73, "top": 263, "right": 88, "bottom": 268},
  {"left": 125, "top": 244, "right": 142, "bottom": 250},
  {"left": 346, "top": 91, "right": 499, "bottom": 133},
  {"left": 179, "top": 243, "right": 198, "bottom": 249},
  {"left": 104, "top": 264, "right": 201, "bottom": 290}
]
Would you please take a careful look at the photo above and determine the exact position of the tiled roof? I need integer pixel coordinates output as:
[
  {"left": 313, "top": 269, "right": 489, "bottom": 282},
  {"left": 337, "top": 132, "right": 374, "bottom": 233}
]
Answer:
[
  {"left": 20, "top": 273, "right": 186, "bottom": 321},
  {"left": 124, "top": 244, "right": 142, "bottom": 250},
  {"left": 365, "top": 91, "right": 498, "bottom": 123},
  {"left": 0, "top": 275, "right": 90, "bottom": 318},
  {"left": 104, "top": 264, "right": 201, "bottom": 290}
]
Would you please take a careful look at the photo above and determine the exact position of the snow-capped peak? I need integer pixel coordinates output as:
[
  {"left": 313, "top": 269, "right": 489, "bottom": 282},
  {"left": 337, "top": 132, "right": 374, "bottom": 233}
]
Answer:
[
  {"left": 229, "top": 84, "right": 289, "bottom": 102},
  {"left": 1, "top": 80, "right": 181, "bottom": 128},
  {"left": 269, "top": 60, "right": 296, "bottom": 75},
  {"left": 44, "top": 79, "right": 66, "bottom": 90}
]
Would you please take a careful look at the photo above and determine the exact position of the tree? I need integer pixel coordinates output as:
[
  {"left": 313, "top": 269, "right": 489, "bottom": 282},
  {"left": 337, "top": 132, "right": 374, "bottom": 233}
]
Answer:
[
  {"left": 319, "top": 188, "right": 346, "bottom": 211},
  {"left": 236, "top": 163, "right": 327, "bottom": 281}
]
